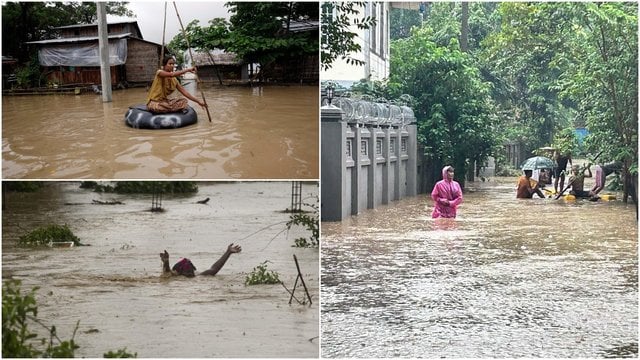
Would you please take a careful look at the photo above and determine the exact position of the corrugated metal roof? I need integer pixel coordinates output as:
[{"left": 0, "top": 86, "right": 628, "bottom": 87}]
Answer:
[{"left": 190, "top": 50, "right": 243, "bottom": 66}]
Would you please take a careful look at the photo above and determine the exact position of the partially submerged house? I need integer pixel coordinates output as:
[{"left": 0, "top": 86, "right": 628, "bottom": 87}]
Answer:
[
  {"left": 185, "top": 49, "right": 247, "bottom": 83},
  {"left": 26, "top": 21, "right": 164, "bottom": 87}
]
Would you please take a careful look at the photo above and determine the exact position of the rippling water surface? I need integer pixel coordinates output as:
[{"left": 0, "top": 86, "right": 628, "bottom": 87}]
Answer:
[
  {"left": 2, "top": 84, "right": 318, "bottom": 179},
  {"left": 321, "top": 179, "right": 637, "bottom": 358},
  {"left": 2, "top": 182, "right": 319, "bottom": 358}
]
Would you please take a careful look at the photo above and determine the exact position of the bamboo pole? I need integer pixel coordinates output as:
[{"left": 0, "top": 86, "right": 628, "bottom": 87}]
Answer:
[
  {"left": 159, "top": 1, "right": 167, "bottom": 68},
  {"left": 173, "top": 2, "right": 212, "bottom": 122}
]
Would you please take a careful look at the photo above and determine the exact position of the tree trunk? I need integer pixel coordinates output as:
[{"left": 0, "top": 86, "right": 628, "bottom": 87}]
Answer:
[{"left": 460, "top": 2, "right": 469, "bottom": 52}]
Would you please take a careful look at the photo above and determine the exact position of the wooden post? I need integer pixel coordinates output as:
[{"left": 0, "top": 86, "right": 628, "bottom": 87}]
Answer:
[{"left": 97, "top": 2, "right": 112, "bottom": 102}]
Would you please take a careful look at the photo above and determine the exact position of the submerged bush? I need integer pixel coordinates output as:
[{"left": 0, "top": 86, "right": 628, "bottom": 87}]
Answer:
[
  {"left": 86, "top": 181, "right": 198, "bottom": 194},
  {"left": 2, "top": 279, "right": 79, "bottom": 358},
  {"left": 287, "top": 199, "right": 319, "bottom": 248},
  {"left": 3, "top": 280, "right": 137, "bottom": 358},
  {"left": 18, "top": 224, "right": 81, "bottom": 247},
  {"left": 245, "top": 261, "right": 281, "bottom": 285},
  {"left": 104, "top": 348, "right": 138, "bottom": 358}
]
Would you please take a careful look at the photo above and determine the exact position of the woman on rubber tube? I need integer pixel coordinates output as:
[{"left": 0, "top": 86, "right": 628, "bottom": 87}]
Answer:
[{"left": 147, "top": 56, "right": 207, "bottom": 113}]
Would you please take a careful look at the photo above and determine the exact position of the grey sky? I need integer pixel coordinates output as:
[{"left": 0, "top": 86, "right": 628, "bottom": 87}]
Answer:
[{"left": 108, "top": 1, "right": 231, "bottom": 45}]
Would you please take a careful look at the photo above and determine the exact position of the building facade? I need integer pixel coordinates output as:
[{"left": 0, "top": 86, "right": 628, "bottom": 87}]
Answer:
[{"left": 322, "top": 2, "right": 390, "bottom": 87}]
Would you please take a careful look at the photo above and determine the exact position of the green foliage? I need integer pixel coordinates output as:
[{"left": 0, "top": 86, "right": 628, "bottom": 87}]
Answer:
[
  {"left": 226, "top": 2, "right": 318, "bottom": 67},
  {"left": 104, "top": 348, "right": 138, "bottom": 358},
  {"left": 4, "top": 181, "right": 43, "bottom": 192},
  {"left": 88, "top": 182, "right": 198, "bottom": 194},
  {"left": 287, "top": 199, "right": 319, "bottom": 248},
  {"left": 388, "top": 26, "right": 499, "bottom": 187},
  {"left": 18, "top": 224, "right": 82, "bottom": 247},
  {"left": 321, "top": 2, "right": 377, "bottom": 70},
  {"left": 390, "top": 7, "right": 422, "bottom": 40},
  {"left": 245, "top": 261, "right": 281, "bottom": 285},
  {"left": 2, "top": 279, "right": 79, "bottom": 358},
  {"left": 551, "top": 128, "right": 579, "bottom": 157}
]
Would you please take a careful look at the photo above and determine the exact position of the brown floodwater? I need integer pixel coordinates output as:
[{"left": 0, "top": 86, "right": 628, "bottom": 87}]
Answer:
[
  {"left": 321, "top": 178, "right": 637, "bottom": 358},
  {"left": 2, "top": 83, "right": 318, "bottom": 179},
  {"left": 2, "top": 181, "right": 319, "bottom": 358}
]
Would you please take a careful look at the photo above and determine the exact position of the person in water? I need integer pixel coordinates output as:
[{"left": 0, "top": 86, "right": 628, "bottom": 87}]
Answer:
[
  {"left": 568, "top": 164, "right": 592, "bottom": 198},
  {"left": 516, "top": 169, "right": 545, "bottom": 199},
  {"left": 431, "top": 165, "right": 463, "bottom": 218},
  {"left": 589, "top": 161, "right": 622, "bottom": 197},
  {"left": 147, "top": 56, "right": 207, "bottom": 114},
  {"left": 160, "top": 243, "right": 242, "bottom": 277},
  {"left": 553, "top": 150, "right": 572, "bottom": 194}
]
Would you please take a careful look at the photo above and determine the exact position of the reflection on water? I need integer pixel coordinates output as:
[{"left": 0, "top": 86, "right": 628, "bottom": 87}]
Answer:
[
  {"left": 2, "top": 84, "right": 318, "bottom": 179},
  {"left": 2, "top": 182, "right": 319, "bottom": 358},
  {"left": 321, "top": 179, "right": 637, "bottom": 358}
]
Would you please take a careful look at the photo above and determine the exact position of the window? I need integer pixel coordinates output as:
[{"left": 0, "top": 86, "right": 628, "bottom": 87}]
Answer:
[
  {"left": 390, "top": 138, "right": 396, "bottom": 155},
  {"left": 361, "top": 140, "right": 368, "bottom": 156},
  {"left": 346, "top": 139, "right": 352, "bottom": 159},
  {"left": 401, "top": 138, "right": 408, "bottom": 153},
  {"left": 376, "top": 139, "right": 383, "bottom": 155}
]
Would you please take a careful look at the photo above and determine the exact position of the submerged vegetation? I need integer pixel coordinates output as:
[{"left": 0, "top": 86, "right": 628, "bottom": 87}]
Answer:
[
  {"left": 245, "top": 261, "right": 281, "bottom": 285},
  {"left": 18, "top": 224, "right": 82, "bottom": 247},
  {"left": 80, "top": 181, "right": 198, "bottom": 194},
  {"left": 287, "top": 200, "right": 319, "bottom": 248},
  {"left": 2, "top": 280, "right": 137, "bottom": 358}
]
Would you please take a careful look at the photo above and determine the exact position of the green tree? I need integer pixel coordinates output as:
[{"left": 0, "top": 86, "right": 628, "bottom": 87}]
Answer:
[
  {"left": 555, "top": 2, "right": 637, "bottom": 201},
  {"left": 224, "top": 1, "right": 318, "bottom": 78},
  {"left": 167, "top": 18, "right": 230, "bottom": 56},
  {"left": 321, "top": 2, "right": 376, "bottom": 70},
  {"left": 388, "top": 27, "right": 499, "bottom": 189},
  {"left": 389, "top": 7, "right": 421, "bottom": 40}
]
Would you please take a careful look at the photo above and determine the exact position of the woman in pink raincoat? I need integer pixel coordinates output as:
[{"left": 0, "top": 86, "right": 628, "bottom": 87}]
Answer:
[{"left": 431, "top": 165, "right": 463, "bottom": 218}]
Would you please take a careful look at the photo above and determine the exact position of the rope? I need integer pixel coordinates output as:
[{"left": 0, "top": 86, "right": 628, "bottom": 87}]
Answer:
[{"left": 172, "top": 1, "right": 212, "bottom": 122}]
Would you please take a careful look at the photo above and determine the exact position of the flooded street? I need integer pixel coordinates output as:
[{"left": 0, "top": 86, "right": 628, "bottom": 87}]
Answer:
[
  {"left": 2, "top": 84, "right": 318, "bottom": 179},
  {"left": 321, "top": 179, "right": 637, "bottom": 358},
  {"left": 2, "top": 181, "right": 319, "bottom": 358}
]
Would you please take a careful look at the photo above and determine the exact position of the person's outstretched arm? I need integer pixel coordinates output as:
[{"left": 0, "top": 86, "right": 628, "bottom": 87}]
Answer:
[{"left": 200, "top": 243, "right": 242, "bottom": 276}]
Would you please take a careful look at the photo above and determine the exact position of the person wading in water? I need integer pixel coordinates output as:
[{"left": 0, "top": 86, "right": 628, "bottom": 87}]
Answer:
[
  {"left": 160, "top": 244, "right": 242, "bottom": 277},
  {"left": 431, "top": 165, "right": 463, "bottom": 218}
]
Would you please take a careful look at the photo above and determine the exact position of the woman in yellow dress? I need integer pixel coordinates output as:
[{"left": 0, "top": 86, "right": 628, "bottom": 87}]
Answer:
[{"left": 147, "top": 57, "right": 207, "bottom": 113}]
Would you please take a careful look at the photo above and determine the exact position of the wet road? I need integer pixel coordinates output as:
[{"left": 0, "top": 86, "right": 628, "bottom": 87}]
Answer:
[
  {"left": 321, "top": 179, "right": 637, "bottom": 358},
  {"left": 2, "top": 84, "right": 318, "bottom": 179},
  {"left": 2, "top": 181, "right": 319, "bottom": 358}
]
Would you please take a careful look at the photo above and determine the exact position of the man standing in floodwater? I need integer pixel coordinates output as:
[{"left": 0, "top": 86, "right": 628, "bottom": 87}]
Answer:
[
  {"left": 516, "top": 170, "right": 546, "bottom": 199},
  {"left": 431, "top": 165, "right": 463, "bottom": 218},
  {"left": 147, "top": 56, "right": 207, "bottom": 113}
]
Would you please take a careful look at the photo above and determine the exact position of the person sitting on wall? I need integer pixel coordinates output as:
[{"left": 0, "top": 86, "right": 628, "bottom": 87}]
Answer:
[
  {"left": 516, "top": 170, "right": 545, "bottom": 199},
  {"left": 147, "top": 56, "right": 207, "bottom": 114}
]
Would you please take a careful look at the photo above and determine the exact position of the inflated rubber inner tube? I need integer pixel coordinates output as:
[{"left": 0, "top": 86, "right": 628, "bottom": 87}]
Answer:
[{"left": 125, "top": 104, "right": 198, "bottom": 129}]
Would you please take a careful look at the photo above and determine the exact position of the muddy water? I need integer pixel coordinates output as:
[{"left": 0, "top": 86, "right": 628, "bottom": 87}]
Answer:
[
  {"left": 2, "top": 84, "right": 318, "bottom": 179},
  {"left": 2, "top": 182, "right": 319, "bottom": 358},
  {"left": 321, "top": 179, "right": 637, "bottom": 358}
]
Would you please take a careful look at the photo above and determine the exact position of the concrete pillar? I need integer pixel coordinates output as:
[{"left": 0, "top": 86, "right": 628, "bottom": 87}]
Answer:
[
  {"left": 320, "top": 106, "right": 347, "bottom": 221},
  {"left": 406, "top": 124, "right": 418, "bottom": 196},
  {"left": 97, "top": 3, "right": 112, "bottom": 102}
]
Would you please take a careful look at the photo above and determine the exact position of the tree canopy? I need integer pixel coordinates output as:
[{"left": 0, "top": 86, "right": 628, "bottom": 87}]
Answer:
[{"left": 168, "top": 2, "right": 318, "bottom": 72}]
